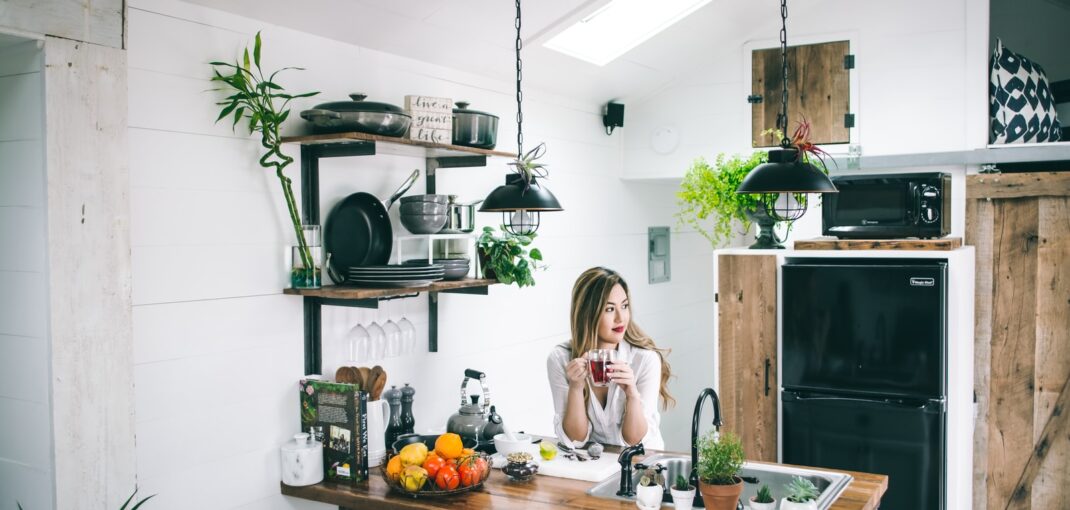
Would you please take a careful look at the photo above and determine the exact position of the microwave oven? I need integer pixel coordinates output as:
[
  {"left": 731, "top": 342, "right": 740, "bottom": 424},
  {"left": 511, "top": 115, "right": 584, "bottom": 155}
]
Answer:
[{"left": 822, "top": 172, "right": 951, "bottom": 239}]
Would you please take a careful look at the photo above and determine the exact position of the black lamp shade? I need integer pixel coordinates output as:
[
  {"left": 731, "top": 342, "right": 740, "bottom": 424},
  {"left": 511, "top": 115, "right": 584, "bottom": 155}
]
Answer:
[
  {"left": 736, "top": 147, "right": 838, "bottom": 194},
  {"left": 480, "top": 174, "right": 563, "bottom": 212}
]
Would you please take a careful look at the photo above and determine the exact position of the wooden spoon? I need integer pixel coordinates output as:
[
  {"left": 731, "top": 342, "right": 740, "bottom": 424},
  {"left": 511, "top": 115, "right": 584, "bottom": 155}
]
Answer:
[
  {"left": 355, "top": 366, "right": 371, "bottom": 391},
  {"left": 369, "top": 365, "right": 387, "bottom": 400},
  {"left": 334, "top": 366, "right": 353, "bottom": 384}
]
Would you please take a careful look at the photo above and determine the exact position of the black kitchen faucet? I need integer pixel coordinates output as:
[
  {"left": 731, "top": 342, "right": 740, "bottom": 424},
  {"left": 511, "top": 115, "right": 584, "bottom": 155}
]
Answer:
[
  {"left": 615, "top": 443, "right": 645, "bottom": 497},
  {"left": 690, "top": 387, "right": 723, "bottom": 489}
]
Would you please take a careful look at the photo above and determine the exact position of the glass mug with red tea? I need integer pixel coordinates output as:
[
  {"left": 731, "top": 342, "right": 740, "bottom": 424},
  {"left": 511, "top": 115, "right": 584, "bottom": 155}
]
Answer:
[{"left": 586, "top": 349, "right": 615, "bottom": 387}]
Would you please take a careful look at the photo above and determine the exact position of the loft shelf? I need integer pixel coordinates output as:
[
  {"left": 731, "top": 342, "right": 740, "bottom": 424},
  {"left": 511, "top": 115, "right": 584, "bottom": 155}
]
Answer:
[
  {"left": 281, "top": 131, "right": 517, "bottom": 159},
  {"left": 283, "top": 278, "right": 497, "bottom": 301}
]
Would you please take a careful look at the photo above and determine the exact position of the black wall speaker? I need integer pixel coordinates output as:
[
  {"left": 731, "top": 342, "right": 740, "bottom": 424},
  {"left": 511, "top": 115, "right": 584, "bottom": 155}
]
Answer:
[{"left": 603, "top": 102, "right": 624, "bottom": 134}]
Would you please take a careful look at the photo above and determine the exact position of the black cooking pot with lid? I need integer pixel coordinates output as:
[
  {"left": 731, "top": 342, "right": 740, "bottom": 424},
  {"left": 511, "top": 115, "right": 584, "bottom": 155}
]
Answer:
[
  {"left": 301, "top": 93, "right": 411, "bottom": 137},
  {"left": 452, "top": 101, "right": 499, "bottom": 149}
]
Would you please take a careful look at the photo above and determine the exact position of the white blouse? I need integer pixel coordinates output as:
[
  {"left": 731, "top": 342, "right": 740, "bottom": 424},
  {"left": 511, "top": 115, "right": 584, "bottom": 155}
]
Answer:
[{"left": 546, "top": 340, "right": 664, "bottom": 450}]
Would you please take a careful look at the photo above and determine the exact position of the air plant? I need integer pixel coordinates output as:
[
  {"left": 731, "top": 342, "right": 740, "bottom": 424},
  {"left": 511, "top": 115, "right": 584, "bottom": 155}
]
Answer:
[
  {"left": 786, "top": 119, "right": 835, "bottom": 173},
  {"left": 507, "top": 142, "right": 549, "bottom": 190}
]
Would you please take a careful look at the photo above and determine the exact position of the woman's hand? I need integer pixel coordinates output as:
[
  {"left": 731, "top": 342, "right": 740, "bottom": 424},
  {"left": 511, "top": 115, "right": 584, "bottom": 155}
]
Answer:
[
  {"left": 565, "top": 358, "right": 588, "bottom": 390},
  {"left": 608, "top": 361, "right": 639, "bottom": 397}
]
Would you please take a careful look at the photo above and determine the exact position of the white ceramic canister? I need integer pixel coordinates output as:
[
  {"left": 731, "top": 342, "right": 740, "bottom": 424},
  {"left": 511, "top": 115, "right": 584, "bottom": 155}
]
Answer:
[{"left": 280, "top": 433, "right": 324, "bottom": 486}]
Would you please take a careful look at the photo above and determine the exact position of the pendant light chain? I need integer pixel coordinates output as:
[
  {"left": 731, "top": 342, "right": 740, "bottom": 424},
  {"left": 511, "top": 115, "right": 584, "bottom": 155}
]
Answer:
[
  {"left": 778, "top": 0, "right": 791, "bottom": 148},
  {"left": 515, "top": 0, "right": 525, "bottom": 157}
]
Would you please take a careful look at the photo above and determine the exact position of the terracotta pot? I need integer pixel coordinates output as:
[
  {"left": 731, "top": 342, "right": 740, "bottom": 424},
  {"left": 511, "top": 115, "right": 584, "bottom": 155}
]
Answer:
[{"left": 698, "top": 477, "right": 744, "bottom": 510}]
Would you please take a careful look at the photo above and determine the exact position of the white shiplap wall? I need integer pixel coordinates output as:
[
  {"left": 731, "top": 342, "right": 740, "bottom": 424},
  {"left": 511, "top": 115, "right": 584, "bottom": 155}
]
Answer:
[
  {"left": 0, "top": 37, "right": 53, "bottom": 510},
  {"left": 127, "top": 0, "right": 714, "bottom": 508}
]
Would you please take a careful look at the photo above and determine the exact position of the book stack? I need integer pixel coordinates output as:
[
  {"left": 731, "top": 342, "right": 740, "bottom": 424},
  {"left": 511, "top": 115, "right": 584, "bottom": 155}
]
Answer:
[
  {"left": 299, "top": 379, "right": 368, "bottom": 485},
  {"left": 405, "top": 95, "right": 453, "bottom": 144}
]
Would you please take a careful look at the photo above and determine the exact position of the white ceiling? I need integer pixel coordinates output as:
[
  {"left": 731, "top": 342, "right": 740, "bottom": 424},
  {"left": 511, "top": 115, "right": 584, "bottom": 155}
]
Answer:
[{"left": 181, "top": 0, "right": 781, "bottom": 105}]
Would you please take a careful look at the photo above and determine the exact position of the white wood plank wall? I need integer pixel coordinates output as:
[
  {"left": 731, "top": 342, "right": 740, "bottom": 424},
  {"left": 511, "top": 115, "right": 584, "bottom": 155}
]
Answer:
[
  {"left": 127, "top": 0, "right": 714, "bottom": 507},
  {"left": 0, "top": 37, "right": 53, "bottom": 510},
  {"left": 0, "top": 0, "right": 125, "bottom": 49},
  {"left": 43, "top": 36, "right": 137, "bottom": 509}
]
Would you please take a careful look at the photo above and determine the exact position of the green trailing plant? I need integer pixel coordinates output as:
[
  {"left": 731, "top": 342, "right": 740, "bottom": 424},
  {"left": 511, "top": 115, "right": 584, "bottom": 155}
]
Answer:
[
  {"left": 696, "top": 430, "right": 744, "bottom": 486},
  {"left": 674, "top": 474, "right": 693, "bottom": 491},
  {"left": 209, "top": 32, "right": 320, "bottom": 285},
  {"left": 638, "top": 465, "right": 665, "bottom": 488},
  {"left": 755, "top": 484, "right": 775, "bottom": 503},
  {"left": 676, "top": 151, "right": 767, "bottom": 248},
  {"left": 784, "top": 476, "right": 820, "bottom": 503},
  {"left": 477, "top": 226, "right": 543, "bottom": 288}
]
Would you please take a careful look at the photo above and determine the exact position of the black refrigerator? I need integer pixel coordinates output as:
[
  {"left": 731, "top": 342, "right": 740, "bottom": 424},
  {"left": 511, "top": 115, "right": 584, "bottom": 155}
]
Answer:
[{"left": 781, "top": 259, "right": 947, "bottom": 510}]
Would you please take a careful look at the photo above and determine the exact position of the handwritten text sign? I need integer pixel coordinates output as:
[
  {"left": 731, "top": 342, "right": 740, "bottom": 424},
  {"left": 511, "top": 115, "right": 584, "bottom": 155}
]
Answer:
[
  {"left": 409, "top": 127, "right": 451, "bottom": 144},
  {"left": 405, "top": 95, "right": 453, "bottom": 112}
]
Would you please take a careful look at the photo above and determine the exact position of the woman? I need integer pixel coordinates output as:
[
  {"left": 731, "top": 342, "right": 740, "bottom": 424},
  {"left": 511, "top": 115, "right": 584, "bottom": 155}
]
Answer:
[{"left": 547, "top": 267, "right": 674, "bottom": 450}]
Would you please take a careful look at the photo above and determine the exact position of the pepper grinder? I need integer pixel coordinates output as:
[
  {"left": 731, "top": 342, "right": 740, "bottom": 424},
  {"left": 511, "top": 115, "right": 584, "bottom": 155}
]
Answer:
[
  {"left": 400, "top": 383, "right": 416, "bottom": 435},
  {"left": 383, "top": 385, "right": 403, "bottom": 447}
]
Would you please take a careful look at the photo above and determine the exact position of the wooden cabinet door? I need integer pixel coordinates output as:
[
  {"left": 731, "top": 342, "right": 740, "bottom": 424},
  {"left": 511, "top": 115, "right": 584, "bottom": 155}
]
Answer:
[
  {"left": 717, "top": 254, "right": 778, "bottom": 462},
  {"left": 967, "top": 172, "right": 1070, "bottom": 510},
  {"left": 752, "top": 40, "right": 850, "bottom": 147}
]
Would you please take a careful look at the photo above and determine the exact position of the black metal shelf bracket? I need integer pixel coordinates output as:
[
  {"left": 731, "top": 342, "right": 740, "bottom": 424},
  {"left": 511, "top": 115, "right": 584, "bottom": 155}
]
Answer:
[{"left": 298, "top": 143, "right": 494, "bottom": 374}]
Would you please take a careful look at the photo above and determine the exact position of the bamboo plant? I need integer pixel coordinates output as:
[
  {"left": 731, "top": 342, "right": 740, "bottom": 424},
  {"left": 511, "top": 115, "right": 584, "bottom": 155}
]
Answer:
[{"left": 209, "top": 32, "right": 319, "bottom": 285}]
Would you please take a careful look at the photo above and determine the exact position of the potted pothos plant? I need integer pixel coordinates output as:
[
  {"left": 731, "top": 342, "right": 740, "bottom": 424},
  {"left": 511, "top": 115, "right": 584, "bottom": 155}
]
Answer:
[
  {"left": 695, "top": 430, "right": 745, "bottom": 510},
  {"left": 209, "top": 32, "right": 320, "bottom": 287},
  {"left": 670, "top": 474, "right": 697, "bottom": 510},
  {"left": 676, "top": 122, "right": 831, "bottom": 249},
  {"left": 780, "top": 476, "right": 820, "bottom": 510},
  {"left": 476, "top": 226, "right": 543, "bottom": 288}
]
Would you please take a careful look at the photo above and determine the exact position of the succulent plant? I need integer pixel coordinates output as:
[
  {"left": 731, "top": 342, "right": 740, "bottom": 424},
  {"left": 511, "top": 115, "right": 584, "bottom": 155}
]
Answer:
[
  {"left": 784, "top": 476, "right": 820, "bottom": 503},
  {"left": 638, "top": 465, "right": 666, "bottom": 487},
  {"left": 755, "top": 483, "right": 775, "bottom": 503},
  {"left": 674, "top": 474, "right": 693, "bottom": 491}
]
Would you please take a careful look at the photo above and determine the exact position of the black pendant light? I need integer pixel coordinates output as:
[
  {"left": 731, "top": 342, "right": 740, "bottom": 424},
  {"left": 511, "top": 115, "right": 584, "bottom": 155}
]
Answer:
[
  {"left": 479, "top": 0, "right": 563, "bottom": 236},
  {"left": 736, "top": 0, "right": 836, "bottom": 224}
]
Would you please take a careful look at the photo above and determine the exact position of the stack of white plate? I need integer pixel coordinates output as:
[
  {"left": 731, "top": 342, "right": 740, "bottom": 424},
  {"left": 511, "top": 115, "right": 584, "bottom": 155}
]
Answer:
[
  {"left": 403, "top": 258, "right": 470, "bottom": 280},
  {"left": 347, "top": 264, "right": 445, "bottom": 287}
]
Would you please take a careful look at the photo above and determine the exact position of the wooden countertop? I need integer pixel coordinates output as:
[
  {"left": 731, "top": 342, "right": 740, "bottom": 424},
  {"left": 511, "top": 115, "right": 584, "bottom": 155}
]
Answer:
[{"left": 281, "top": 457, "right": 887, "bottom": 510}]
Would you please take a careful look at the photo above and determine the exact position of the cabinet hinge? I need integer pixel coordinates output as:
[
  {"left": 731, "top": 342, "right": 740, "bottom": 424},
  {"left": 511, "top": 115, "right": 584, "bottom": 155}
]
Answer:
[
  {"left": 844, "top": 113, "right": 856, "bottom": 128},
  {"left": 844, "top": 54, "right": 855, "bottom": 70},
  {"left": 714, "top": 292, "right": 719, "bottom": 303},
  {"left": 747, "top": 95, "right": 763, "bottom": 104}
]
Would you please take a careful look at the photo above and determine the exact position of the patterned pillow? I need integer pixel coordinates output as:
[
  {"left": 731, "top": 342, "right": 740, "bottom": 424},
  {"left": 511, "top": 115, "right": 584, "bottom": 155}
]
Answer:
[{"left": 990, "top": 39, "right": 1062, "bottom": 144}]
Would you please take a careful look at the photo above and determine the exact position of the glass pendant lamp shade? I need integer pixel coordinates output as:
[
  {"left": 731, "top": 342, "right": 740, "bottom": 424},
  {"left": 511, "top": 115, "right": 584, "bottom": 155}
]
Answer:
[{"left": 736, "top": 147, "right": 838, "bottom": 194}]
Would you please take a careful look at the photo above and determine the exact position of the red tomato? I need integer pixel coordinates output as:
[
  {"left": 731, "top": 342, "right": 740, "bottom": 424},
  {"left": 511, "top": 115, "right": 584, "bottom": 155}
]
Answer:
[
  {"left": 422, "top": 452, "right": 446, "bottom": 479},
  {"left": 435, "top": 463, "right": 460, "bottom": 491},
  {"left": 458, "top": 457, "right": 486, "bottom": 487}
]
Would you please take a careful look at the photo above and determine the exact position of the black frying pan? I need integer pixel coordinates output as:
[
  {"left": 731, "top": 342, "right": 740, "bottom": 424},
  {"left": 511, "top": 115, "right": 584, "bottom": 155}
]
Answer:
[{"left": 325, "top": 169, "right": 419, "bottom": 283}]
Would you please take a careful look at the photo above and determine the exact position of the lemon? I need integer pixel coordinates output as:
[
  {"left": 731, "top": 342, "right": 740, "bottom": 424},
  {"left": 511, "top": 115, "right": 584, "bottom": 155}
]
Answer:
[
  {"left": 539, "top": 440, "right": 557, "bottom": 461},
  {"left": 399, "top": 442, "right": 429, "bottom": 467}
]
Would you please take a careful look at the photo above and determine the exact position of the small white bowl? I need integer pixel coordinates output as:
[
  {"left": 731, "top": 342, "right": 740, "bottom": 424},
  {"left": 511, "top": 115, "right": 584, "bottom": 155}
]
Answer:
[{"left": 493, "top": 433, "right": 533, "bottom": 458}]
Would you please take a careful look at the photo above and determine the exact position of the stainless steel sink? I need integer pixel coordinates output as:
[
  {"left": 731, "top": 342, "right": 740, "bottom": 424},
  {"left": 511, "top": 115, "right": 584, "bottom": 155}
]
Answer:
[{"left": 587, "top": 454, "right": 852, "bottom": 510}]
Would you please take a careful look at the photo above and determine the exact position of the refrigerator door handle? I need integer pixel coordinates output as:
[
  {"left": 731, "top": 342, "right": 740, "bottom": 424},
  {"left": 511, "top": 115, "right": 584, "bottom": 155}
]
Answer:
[{"left": 785, "top": 393, "right": 943, "bottom": 410}]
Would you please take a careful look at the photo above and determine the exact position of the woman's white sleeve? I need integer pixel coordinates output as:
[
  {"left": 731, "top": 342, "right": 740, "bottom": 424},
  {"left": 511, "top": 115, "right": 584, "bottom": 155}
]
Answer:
[
  {"left": 631, "top": 353, "right": 662, "bottom": 447},
  {"left": 547, "top": 350, "right": 591, "bottom": 447}
]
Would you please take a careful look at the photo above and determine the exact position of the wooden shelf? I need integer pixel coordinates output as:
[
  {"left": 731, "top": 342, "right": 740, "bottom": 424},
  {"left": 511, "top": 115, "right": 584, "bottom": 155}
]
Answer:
[
  {"left": 793, "top": 237, "right": 963, "bottom": 251},
  {"left": 283, "top": 278, "right": 498, "bottom": 301},
  {"left": 281, "top": 131, "right": 517, "bottom": 159}
]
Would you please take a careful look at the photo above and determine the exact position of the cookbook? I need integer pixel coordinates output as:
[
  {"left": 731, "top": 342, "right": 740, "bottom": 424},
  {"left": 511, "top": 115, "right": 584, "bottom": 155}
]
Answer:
[{"left": 299, "top": 379, "right": 369, "bottom": 484}]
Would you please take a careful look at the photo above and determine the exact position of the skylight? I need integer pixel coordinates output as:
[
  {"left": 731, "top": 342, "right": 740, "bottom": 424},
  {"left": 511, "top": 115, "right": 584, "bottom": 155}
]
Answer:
[{"left": 543, "top": 0, "right": 712, "bottom": 66}]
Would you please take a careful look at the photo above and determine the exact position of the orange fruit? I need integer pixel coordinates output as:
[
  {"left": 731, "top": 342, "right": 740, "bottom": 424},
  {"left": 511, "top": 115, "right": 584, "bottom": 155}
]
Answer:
[
  {"left": 385, "top": 455, "right": 403, "bottom": 481},
  {"left": 434, "top": 433, "right": 464, "bottom": 460}
]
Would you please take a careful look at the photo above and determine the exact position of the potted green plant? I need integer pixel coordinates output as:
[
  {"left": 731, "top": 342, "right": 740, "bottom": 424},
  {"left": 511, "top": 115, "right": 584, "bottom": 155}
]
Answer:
[
  {"left": 780, "top": 476, "right": 820, "bottom": 510},
  {"left": 209, "top": 32, "right": 321, "bottom": 287},
  {"left": 476, "top": 226, "right": 543, "bottom": 288},
  {"left": 670, "top": 474, "right": 697, "bottom": 510},
  {"left": 676, "top": 151, "right": 771, "bottom": 249},
  {"left": 748, "top": 483, "right": 776, "bottom": 510},
  {"left": 695, "top": 430, "right": 745, "bottom": 510},
  {"left": 635, "top": 465, "right": 666, "bottom": 509}
]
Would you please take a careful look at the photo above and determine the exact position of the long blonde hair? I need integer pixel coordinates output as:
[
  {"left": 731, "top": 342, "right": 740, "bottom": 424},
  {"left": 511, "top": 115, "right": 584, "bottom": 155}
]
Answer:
[{"left": 569, "top": 267, "right": 675, "bottom": 409}]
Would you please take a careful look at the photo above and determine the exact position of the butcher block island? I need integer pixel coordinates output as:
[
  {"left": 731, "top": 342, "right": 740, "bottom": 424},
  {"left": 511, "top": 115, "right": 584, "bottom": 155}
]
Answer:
[{"left": 280, "top": 457, "right": 887, "bottom": 510}]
